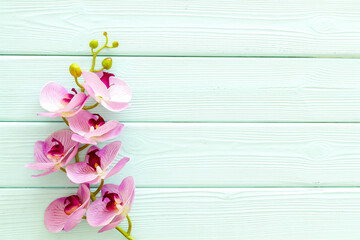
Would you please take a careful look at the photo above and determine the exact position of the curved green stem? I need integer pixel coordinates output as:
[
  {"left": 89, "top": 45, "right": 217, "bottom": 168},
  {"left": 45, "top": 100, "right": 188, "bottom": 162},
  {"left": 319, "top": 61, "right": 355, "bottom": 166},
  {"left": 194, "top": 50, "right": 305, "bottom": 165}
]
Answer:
[
  {"left": 60, "top": 167, "right": 67, "bottom": 173},
  {"left": 126, "top": 215, "right": 132, "bottom": 235},
  {"left": 74, "top": 77, "right": 84, "bottom": 92},
  {"left": 78, "top": 144, "right": 90, "bottom": 152},
  {"left": 90, "top": 33, "right": 109, "bottom": 72},
  {"left": 94, "top": 67, "right": 105, "bottom": 72},
  {"left": 115, "top": 226, "right": 135, "bottom": 240},
  {"left": 75, "top": 153, "right": 79, "bottom": 162},
  {"left": 62, "top": 117, "right": 69, "bottom": 126},
  {"left": 83, "top": 102, "right": 99, "bottom": 110},
  {"left": 92, "top": 179, "right": 104, "bottom": 198}
]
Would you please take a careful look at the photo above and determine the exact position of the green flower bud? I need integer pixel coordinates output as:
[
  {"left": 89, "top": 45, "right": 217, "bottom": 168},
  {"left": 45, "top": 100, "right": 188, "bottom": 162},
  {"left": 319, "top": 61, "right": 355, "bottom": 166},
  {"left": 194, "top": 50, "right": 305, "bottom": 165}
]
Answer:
[
  {"left": 103, "top": 32, "right": 108, "bottom": 36},
  {"left": 89, "top": 40, "right": 98, "bottom": 49},
  {"left": 69, "top": 63, "right": 82, "bottom": 77},
  {"left": 102, "top": 57, "right": 112, "bottom": 70},
  {"left": 112, "top": 41, "right": 119, "bottom": 48}
]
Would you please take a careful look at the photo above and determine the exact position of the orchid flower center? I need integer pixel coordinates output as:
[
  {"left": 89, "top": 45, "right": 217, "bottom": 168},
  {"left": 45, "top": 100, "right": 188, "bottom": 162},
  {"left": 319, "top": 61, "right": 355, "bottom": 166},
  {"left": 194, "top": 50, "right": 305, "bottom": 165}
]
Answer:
[
  {"left": 87, "top": 149, "right": 104, "bottom": 175},
  {"left": 88, "top": 114, "right": 105, "bottom": 131},
  {"left": 61, "top": 88, "right": 77, "bottom": 105},
  {"left": 102, "top": 192, "right": 123, "bottom": 211},
  {"left": 46, "top": 138, "right": 65, "bottom": 161},
  {"left": 64, "top": 195, "right": 82, "bottom": 215},
  {"left": 100, "top": 72, "right": 115, "bottom": 89}
]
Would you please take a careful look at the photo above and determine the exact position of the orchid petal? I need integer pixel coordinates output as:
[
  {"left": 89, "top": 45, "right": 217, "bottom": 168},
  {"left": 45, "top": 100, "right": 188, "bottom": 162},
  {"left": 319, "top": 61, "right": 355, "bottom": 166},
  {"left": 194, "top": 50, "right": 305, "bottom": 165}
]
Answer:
[
  {"left": 109, "top": 77, "right": 132, "bottom": 103},
  {"left": 25, "top": 162, "right": 55, "bottom": 171},
  {"left": 101, "top": 101, "right": 130, "bottom": 112},
  {"left": 66, "top": 162, "right": 98, "bottom": 184},
  {"left": 97, "top": 141, "right": 122, "bottom": 169},
  {"left": 77, "top": 183, "right": 91, "bottom": 208},
  {"left": 86, "top": 198, "right": 118, "bottom": 227},
  {"left": 118, "top": 176, "right": 135, "bottom": 206},
  {"left": 71, "top": 134, "right": 97, "bottom": 145},
  {"left": 44, "top": 197, "right": 68, "bottom": 233},
  {"left": 84, "top": 145, "right": 100, "bottom": 164},
  {"left": 40, "top": 82, "right": 68, "bottom": 112},
  {"left": 32, "top": 167, "right": 58, "bottom": 178},
  {"left": 85, "top": 120, "right": 124, "bottom": 142},
  {"left": 105, "top": 157, "right": 130, "bottom": 179},
  {"left": 61, "top": 94, "right": 89, "bottom": 117},
  {"left": 82, "top": 71, "right": 110, "bottom": 100},
  {"left": 98, "top": 215, "right": 125, "bottom": 233},
  {"left": 68, "top": 110, "right": 94, "bottom": 136},
  {"left": 101, "top": 184, "right": 120, "bottom": 196},
  {"left": 63, "top": 208, "right": 86, "bottom": 232},
  {"left": 34, "top": 141, "right": 50, "bottom": 163},
  {"left": 45, "top": 129, "right": 78, "bottom": 154}
]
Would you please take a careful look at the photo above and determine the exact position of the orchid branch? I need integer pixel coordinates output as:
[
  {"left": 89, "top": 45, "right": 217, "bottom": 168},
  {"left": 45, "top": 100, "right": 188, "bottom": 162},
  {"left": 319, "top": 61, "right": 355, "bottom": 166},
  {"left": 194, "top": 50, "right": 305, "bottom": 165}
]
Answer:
[
  {"left": 90, "top": 32, "right": 109, "bottom": 72},
  {"left": 126, "top": 215, "right": 132, "bottom": 235},
  {"left": 83, "top": 102, "right": 99, "bottom": 110},
  {"left": 92, "top": 179, "right": 104, "bottom": 197},
  {"left": 78, "top": 144, "right": 90, "bottom": 152},
  {"left": 116, "top": 226, "right": 135, "bottom": 240},
  {"left": 62, "top": 117, "right": 69, "bottom": 126}
]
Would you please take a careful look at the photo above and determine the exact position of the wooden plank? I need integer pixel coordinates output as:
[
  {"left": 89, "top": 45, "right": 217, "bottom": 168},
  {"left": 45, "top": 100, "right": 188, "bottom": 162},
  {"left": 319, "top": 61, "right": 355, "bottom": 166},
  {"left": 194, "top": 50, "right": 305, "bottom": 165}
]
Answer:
[
  {"left": 3, "top": 56, "right": 360, "bottom": 122},
  {"left": 2, "top": 188, "right": 360, "bottom": 239},
  {"left": 3, "top": 0, "right": 360, "bottom": 56},
  {"left": 4, "top": 122, "right": 360, "bottom": 187}
]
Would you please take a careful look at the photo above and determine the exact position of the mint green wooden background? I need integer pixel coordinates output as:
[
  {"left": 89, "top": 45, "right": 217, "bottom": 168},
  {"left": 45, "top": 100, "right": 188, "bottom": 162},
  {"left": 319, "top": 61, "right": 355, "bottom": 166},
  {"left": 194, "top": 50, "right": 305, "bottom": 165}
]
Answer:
[{"left": 2, "top": 0, "right": 360, "bottom": 239}]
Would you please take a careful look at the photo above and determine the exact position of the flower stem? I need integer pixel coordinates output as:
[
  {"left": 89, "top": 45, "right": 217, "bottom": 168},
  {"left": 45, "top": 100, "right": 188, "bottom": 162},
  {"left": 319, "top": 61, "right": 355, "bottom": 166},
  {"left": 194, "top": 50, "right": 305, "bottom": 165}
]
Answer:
[
  {"left": 60, "top": 167, "right": 67, "bottom": 173},
  {"left": 94, "top": 67, "right": 105, "bottom": 72},
  {"left": 83, "top": 102, "right": 99, "bottom": 110},
  {"left": 90, "top": 193, "right": 96, "bottom": 201},
  {"left": 92, "top": 179, "right": 104, "bottom": 198},
  {"left": 62, "top": 117, "right": 69, "bottom": 126},
  {"left": 78, "top": 144, "right": 90, "bottom": 152},
  {"left": 126, "top": 215, "right": 132, "bottom": 235},
  {"left": 90, "top": 33, "right": 109, "bottom": 72},
  {"left": 74, "top": 77, "right": 85, "bottom": 92},
  {"left": 115, "top": 226, "right": 135, "bottom": 240},
  {"left": 75, "top": 153, "right": 79, "bottom": 162}
]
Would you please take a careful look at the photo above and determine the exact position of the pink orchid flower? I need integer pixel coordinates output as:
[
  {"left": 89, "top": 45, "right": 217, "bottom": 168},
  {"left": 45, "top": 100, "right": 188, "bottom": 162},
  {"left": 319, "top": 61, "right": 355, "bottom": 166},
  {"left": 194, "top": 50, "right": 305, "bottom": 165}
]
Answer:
[
  {"left": 68, "top": 110, "right": 124, "bottom": 145},
  {"left": 38, "top": 82, "right": 89, "bottom": 117},
  {"left": 45, "top": 184, "right": 90, "bottom": 232},
  {"left": 86, "top": 177, "right": 135, "bottom": 233},
  {"left": 66, "top": 141, "right": 129, "bottom": 184},
  {"left": 82, "top": 71, "right": 131, "bottom": 112},
  {"left": 25, "top": 129, "right": 79, "bottom": 177}
]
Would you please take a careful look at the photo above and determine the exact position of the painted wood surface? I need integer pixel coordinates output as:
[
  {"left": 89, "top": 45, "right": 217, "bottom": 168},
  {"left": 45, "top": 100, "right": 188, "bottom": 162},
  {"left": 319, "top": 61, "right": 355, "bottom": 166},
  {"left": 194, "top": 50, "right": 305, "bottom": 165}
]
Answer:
[
  {"left": 3, "top": 0, "right": 360, "bottom": 56},
  {"left": 3, "top": 56, "right": 360, "bottom": 122},
  {"left": 2, "top": 1, "right": 360, "bottom": 239},
  {"left": 2, "top": 188, "right": 360, "bottom": 240},
  {"left": 4, "top": 122, "right": 360, "bottom": 188}
]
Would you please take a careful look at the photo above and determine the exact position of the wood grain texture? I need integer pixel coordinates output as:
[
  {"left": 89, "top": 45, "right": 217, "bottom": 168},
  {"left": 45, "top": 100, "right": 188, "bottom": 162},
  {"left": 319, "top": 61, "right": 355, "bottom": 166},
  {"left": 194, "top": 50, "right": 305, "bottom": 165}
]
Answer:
[
  {"left": 4, "top": 122, "right": 360, "bottom": 187},
  {"left": 2, "top": 188, "right": 360, "bottom": 239},
  {"left": 3, "top": 0, "right": 360, "bottom": 56},
  {"left": 3, "top": 56, "right": 360, "bottom": 122}
]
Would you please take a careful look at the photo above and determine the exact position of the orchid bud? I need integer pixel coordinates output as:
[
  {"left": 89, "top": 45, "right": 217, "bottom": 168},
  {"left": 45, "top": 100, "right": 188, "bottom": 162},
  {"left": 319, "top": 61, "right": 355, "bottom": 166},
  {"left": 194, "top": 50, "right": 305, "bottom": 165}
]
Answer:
[
  {"left": 69, "top": 63, "right": 82, "bottom": 77},
  {"left": 112, "top": 41, "right": 119, "bottom": 48},
  {"left": 102, "top": 58, "right": 112, "bottom": 70},
  {"left": 89, "top": 40, "right": 98, "bottom": 49},
  {"left": 103, "top": 32, "right": 107, "bottom": 36}
]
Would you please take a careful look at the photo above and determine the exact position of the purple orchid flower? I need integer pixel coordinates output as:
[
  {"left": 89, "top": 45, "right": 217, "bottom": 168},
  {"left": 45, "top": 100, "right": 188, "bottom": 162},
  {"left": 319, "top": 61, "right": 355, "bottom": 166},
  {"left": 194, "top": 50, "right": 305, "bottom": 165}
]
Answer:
[
  {"left": 45, "top": 184, "right": 90, "bottom": 232},
  {"left": 86, "top": 177, "right": 135, "bottom": 233},
  {"left": 66, "top": 141, "right": 129, "bottom": 184},
  {"left": 25, "top": 129, "right": 79, "bottom": 177},
  {"left": 82, "top": 71, "right": 131, "bottom": 112},
  {"left": 68, "top": 110, "right": 124, "bottom": 145},
  {"left": 38, "top": 82, "right": 89, "bottom": 117}
]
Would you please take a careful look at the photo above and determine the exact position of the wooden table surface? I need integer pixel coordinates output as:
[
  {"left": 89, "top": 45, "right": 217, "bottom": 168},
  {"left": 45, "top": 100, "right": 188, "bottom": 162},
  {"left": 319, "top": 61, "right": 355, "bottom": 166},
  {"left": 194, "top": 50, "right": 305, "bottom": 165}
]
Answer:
[{"left": 2, "top": 1, "right": 360, "bottom": 239}]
